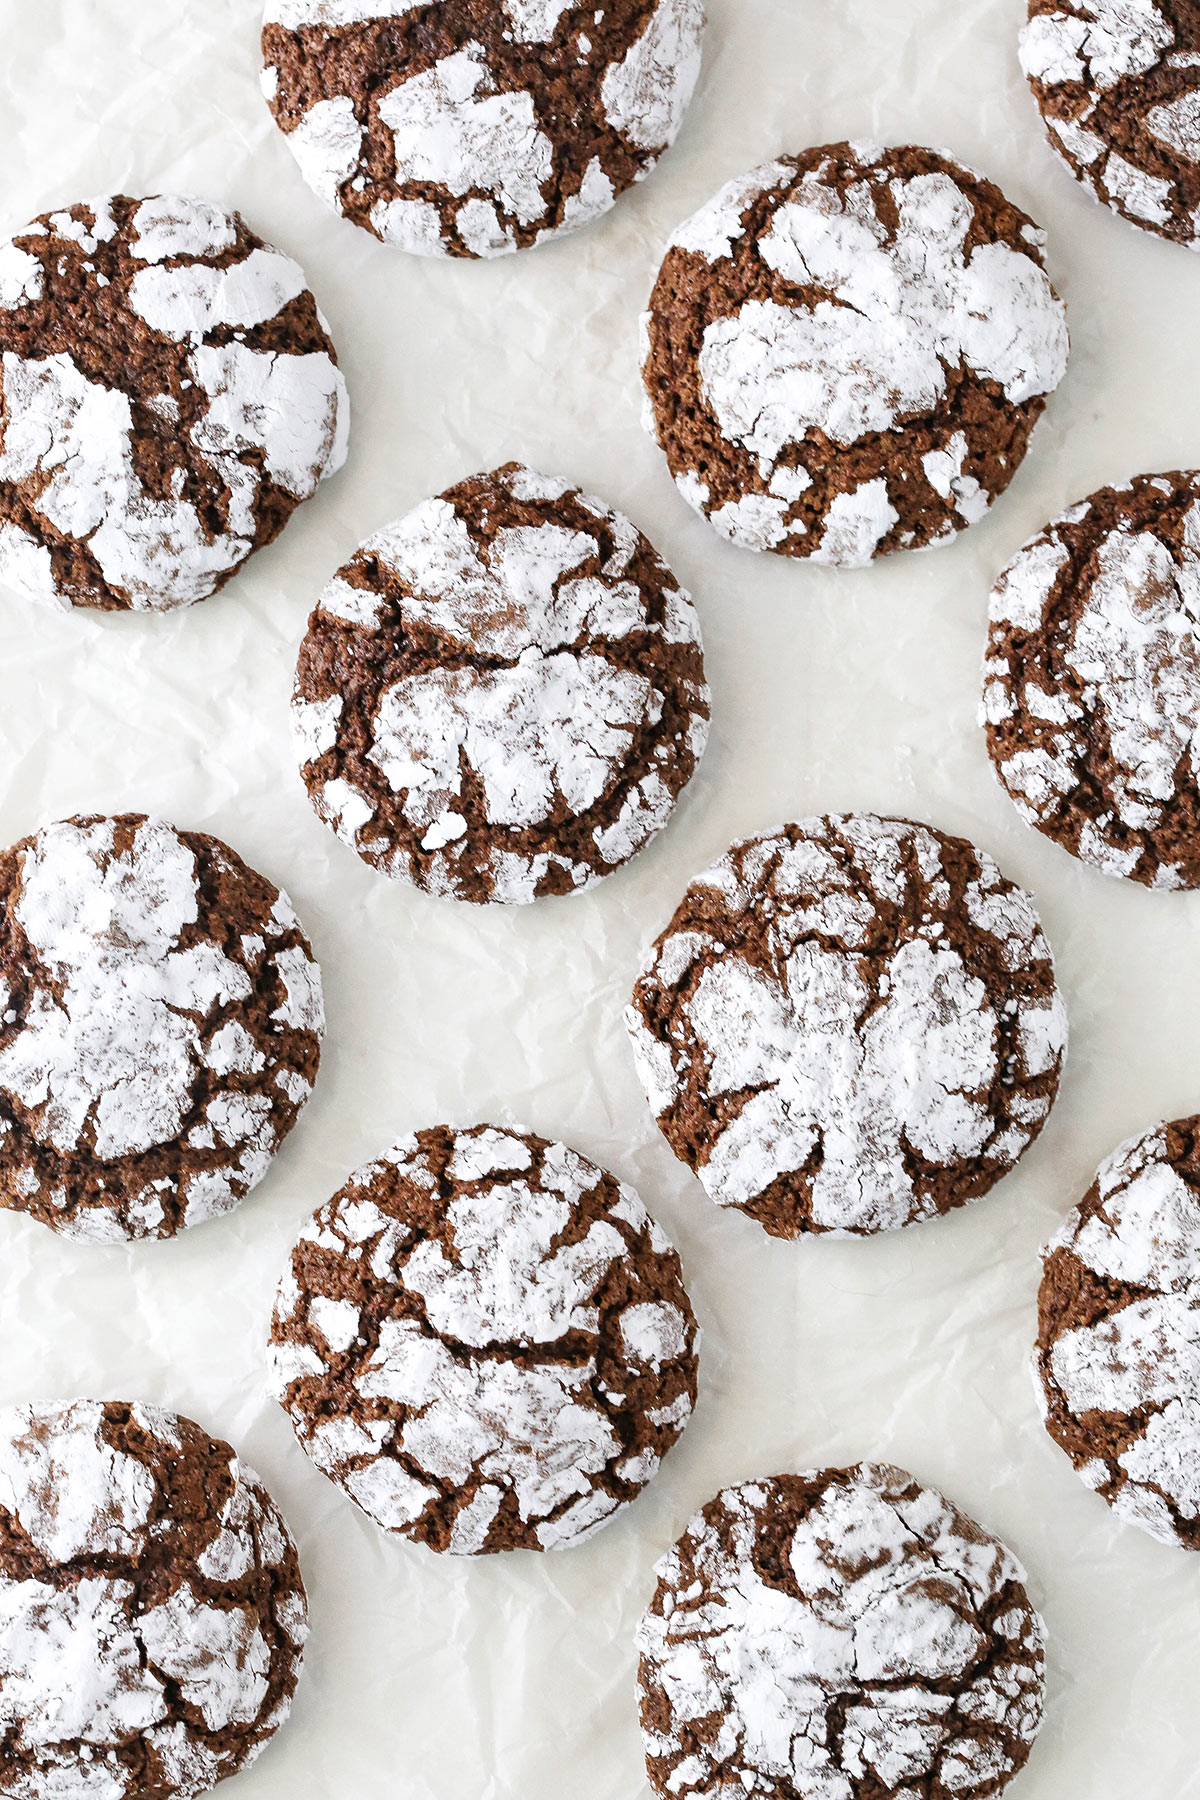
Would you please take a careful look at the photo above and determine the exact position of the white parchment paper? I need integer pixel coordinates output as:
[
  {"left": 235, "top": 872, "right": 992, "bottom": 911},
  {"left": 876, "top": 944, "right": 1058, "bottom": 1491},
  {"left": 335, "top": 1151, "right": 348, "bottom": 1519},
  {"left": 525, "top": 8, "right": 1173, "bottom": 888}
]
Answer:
[{"left": 1, "top": 2, "right": 1199, "bottom": 1794}]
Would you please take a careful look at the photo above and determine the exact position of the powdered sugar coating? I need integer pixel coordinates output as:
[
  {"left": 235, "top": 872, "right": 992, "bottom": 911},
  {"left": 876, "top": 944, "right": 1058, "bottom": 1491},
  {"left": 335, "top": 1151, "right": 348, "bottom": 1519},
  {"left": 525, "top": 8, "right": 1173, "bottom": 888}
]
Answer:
[
  {"left": 0, "top": 195, "right": 347, "bottom": 613},
  {"left": 262, "top": 0, "right": 704, "bottom": 257},
  {"left": 637, "top": 1466, "right": 1046, "bottom": 1800},
  {"left": 1037, "top": 1115, "right": 1200, "bottom": 1547},
  {"left": 0, "top": 814, "right": 323, "bottom": 1241},
  {"left": 627, "top": 815, "right": 1067, "bottom": 1238},
  {"left": 268, "top": 1124, "right": 698, "bottom": 1554},
  {"left": 643, "top": 143, "right": 1068, "bottom": 563},
  {"left": 1021, "top": 1, "right": 1200, "bottom": 248},
  {"left": 984, "top": 472, "right": 1200, "bottom": 888},
  {"left": 293, "top": 463, "right": 709, "bottom": 904},
  {"left": 0, "top": 1400, "right": 306, "bottom": 1799}
]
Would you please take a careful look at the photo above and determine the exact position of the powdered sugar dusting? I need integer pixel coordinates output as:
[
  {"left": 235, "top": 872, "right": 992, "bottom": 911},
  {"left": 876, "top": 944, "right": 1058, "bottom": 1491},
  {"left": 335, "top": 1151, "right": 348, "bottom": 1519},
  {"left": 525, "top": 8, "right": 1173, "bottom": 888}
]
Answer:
[
  {"left": 628, "top": 815, "right": 1067, "bottom": 1236},
  {"left": 601, "top": 0, "right": 704, "bottom": 152},
  {"left": 636, "top": 1466, "right": 1046, "bottom": 1800},
  {"left": 1041, "top": 1118, "right": 1200, "bottom": 1546},
  {"left": 269, "top": 1125, "right": 698, "bottom": 1554}
]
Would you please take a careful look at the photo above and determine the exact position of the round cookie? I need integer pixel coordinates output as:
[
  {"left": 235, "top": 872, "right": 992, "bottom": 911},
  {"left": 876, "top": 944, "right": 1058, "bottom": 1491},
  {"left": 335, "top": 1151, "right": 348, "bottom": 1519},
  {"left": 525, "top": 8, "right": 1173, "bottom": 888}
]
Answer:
[
  {"left": 0, "top": 1398, "right": 307, "bottom": 1800},
  {"left": 0, "top": 813, "right": 324, "bottom": 1243},
  {"left": 984, "top": 472, "right": 1200, "bottom": 889},
  {"left": 627, "top": 814, "right": 1068, "bottom": 1238},
  {"left": 641, "top": 141, "right": 1069, "bottom": 564},
  {"left": 293, "top": 462, "right": 710, "bottom": 904},
  {"left": 268, "top": 1123, "right": 699, "bottom": 1552},
  {"left": 636, "top": 1465, "right": 1047, "bottom": 1800},
  {"left": 1021, "top": 1, "right": 1200, "bottom": 250},
  {"left": 261, "top": 0, "right": 705, "bottom": 258},
  {"left": 1037, "top": 1115, "right": 1200, "bottom": 1548},
  {"left": 0, "top": 192, "right": 348, "bottom": 613}
]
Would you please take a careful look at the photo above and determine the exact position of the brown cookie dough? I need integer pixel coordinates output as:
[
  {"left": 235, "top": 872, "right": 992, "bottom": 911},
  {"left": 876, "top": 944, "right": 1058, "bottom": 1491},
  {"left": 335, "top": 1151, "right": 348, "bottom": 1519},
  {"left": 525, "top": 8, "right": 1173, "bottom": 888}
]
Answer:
[
  {"left": 1021, "top": 1, "right": 1200, "bottom": 249},
  {"left": 261, "top": 0, "right": 705, "bottom": 257},
  {"left": 0, "top": 814, "right": 324, "bottom": 1243},
  {"left": 636, "top": 1465, "right": 1047, "bottom": 1800},
  {"left": 0, "top": 1398, "right": 307, "bottom": 1800},
  {"left": 983, "top": 472, "right": 1200, "bottom": 888},
  {"left": 641, "top": 142, "right": 1069, "bottom": 563},
  {"left": 293, "top": 462, "right": 710, "bottom": 904},
  {"left": 268, "top": 1123, "right": 699, "bottom": 1552},
  {"left": 627, "top": 814, "right": 1068, "bottom": 1238},
  {"left": 0, "top": 193, "right": 348, "bottom": 613},
  {"left": 1037, "top": 1115, "right": 1200, "bottom": 1547}
]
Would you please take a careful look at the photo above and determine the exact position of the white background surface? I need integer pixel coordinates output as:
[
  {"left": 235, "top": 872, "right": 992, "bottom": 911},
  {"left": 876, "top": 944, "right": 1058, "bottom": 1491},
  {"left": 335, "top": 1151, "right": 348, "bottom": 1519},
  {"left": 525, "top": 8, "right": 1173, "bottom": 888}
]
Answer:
[{"left": 0, "top": 1, "right": 1199, "bottom": 1795}]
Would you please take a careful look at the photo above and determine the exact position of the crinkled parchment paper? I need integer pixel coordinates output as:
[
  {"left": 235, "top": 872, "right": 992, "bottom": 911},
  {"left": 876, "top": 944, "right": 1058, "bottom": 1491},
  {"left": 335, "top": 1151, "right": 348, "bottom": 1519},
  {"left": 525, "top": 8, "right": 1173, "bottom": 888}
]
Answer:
[{"left": 1, "top": 2, "right": 1199, "bottom": 1795}]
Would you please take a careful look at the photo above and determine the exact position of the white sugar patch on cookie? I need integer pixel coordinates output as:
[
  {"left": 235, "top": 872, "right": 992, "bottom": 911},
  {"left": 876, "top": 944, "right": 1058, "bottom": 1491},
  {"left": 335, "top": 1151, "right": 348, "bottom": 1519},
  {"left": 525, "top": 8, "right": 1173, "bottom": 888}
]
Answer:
[
  {"left": 378, "top": 45, "right": 553, "bottom": 229},
  {"left": 265, "top": 0, "right": 422, "bottom": 22},
  {"left": 129, "top": 195, "right": 238, "bottom": 264},
  {"left": 601, "top": 0, "right": 704, "bottom": 152},
  {"left": 1020, "top": 1, "right": 1174, "bottom": 92},
  {"left": 696, "top": 167, "right": 1067, "bottom": 479}
]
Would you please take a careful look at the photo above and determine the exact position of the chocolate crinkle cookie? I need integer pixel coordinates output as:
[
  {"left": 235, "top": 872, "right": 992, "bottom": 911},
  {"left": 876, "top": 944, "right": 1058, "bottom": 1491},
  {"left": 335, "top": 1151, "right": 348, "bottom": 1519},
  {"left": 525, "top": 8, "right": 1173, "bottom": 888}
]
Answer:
[
  {"left": 0, "top": 193, "right": 348, "bottom": 613},
  {"left": 1037, "top": 1115, "right": 1200, "bottom": 1548},
  {"left": 293, "top": 462, "right": 709, "bottom": 904},
  {"left": 641, "top": 141, "right": 1069, "bottom": 564},
  {"left": 627, "top": 814, "right": 1068, "bottom": 1238},
  {"left": 636, "top": 1466, "right": 1047, "bottom": 1800},
  {"left": 261, "top": 0, "right": 705, "bottom": 257},
  {"left": 268, "top": 1123, "right": 699, "bottom": 1553},
  {"left": 0, "top": 814, "right": 323, "bottom": 1243},
  {"left": 0, "top": 1398, "right": 307, "bottom": 1800},
  {"left": 984, "top": 472, "right": 1200, "bottom": 888},
  {"left": 1021, "top": 0, "right": 1200, "bottom": 249}
]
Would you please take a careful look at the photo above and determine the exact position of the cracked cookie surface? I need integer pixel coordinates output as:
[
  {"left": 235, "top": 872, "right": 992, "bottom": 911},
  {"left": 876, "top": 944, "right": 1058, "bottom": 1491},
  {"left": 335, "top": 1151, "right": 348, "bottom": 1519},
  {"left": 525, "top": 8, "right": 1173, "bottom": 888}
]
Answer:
[
  {"left": 1037, "top": 1114, "right": 1200, "bottom": 1547},
  {"left": 626, "top": 815, "right": 1068, "bottom": 1238},
  {"left": 0, "top": 813, "right": 324, "bottom": 1242},
  {"left": 293, "top": 462, "right": 710, "bottom": 904},
  {"left": 641, "top": 142, "right": 1069, "bottom": 564},
  {"left": 636, "top": 1465, "right": 1046, "bottom": 1800},
  {"left": 0, "top": 1398, "right": 307, "bottom": 1800},
  {"left": 268, "top": 1123, "right": 699, "bottom": 1553},
  {"left": 261, "top": 0, "right": 705, "bottom": 257},
  {"left": 0, "top": 193, "right": 348, "bottom": 612},
  {"left": 1021, "top": 0, "right": 1200, "bottom": 248},
  {"left": 983, "top": 471, "right": 1200, "bottom": 888}
]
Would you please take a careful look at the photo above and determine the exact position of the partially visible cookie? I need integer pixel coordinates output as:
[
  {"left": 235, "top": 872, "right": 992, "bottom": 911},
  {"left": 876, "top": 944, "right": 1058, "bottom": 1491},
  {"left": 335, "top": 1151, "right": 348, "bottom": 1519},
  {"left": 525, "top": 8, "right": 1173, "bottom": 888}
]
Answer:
[
  {"left": 627, "top": 814, "right": 1068, "bottom": 1237},
  {"left": 0, "top": 1398, "right": 307, "bottom": 1800},
  {"left": 984, "top": 472, "right": 1200, "bottom": 888},
  {"left": 0, "top": 193, "right": 348, "bottom": 612},
  {"left": 293, "top": 462, "right": 709, "bottom": 904},
  {"left": 1021, "top": 1, "right": 1200, "bottom": 249},
  {"left": 641, "top": 142, "right": 1069, "bottom": 562},
  {"left": 268, "top": 1123, "right": 699, "bottom": 1552},
  {"left": 261, "top": 0, "right": 705, "bottom": 257},
  {"left": 1037, "top": 1115, "right": 1200, "bottom": 1548},
  {"left": 0, "top": 814, "right": 323, "bottom": 1242},
  {"left": 636, "top": 1465, "right": 1047, "bottom": 1800}
]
